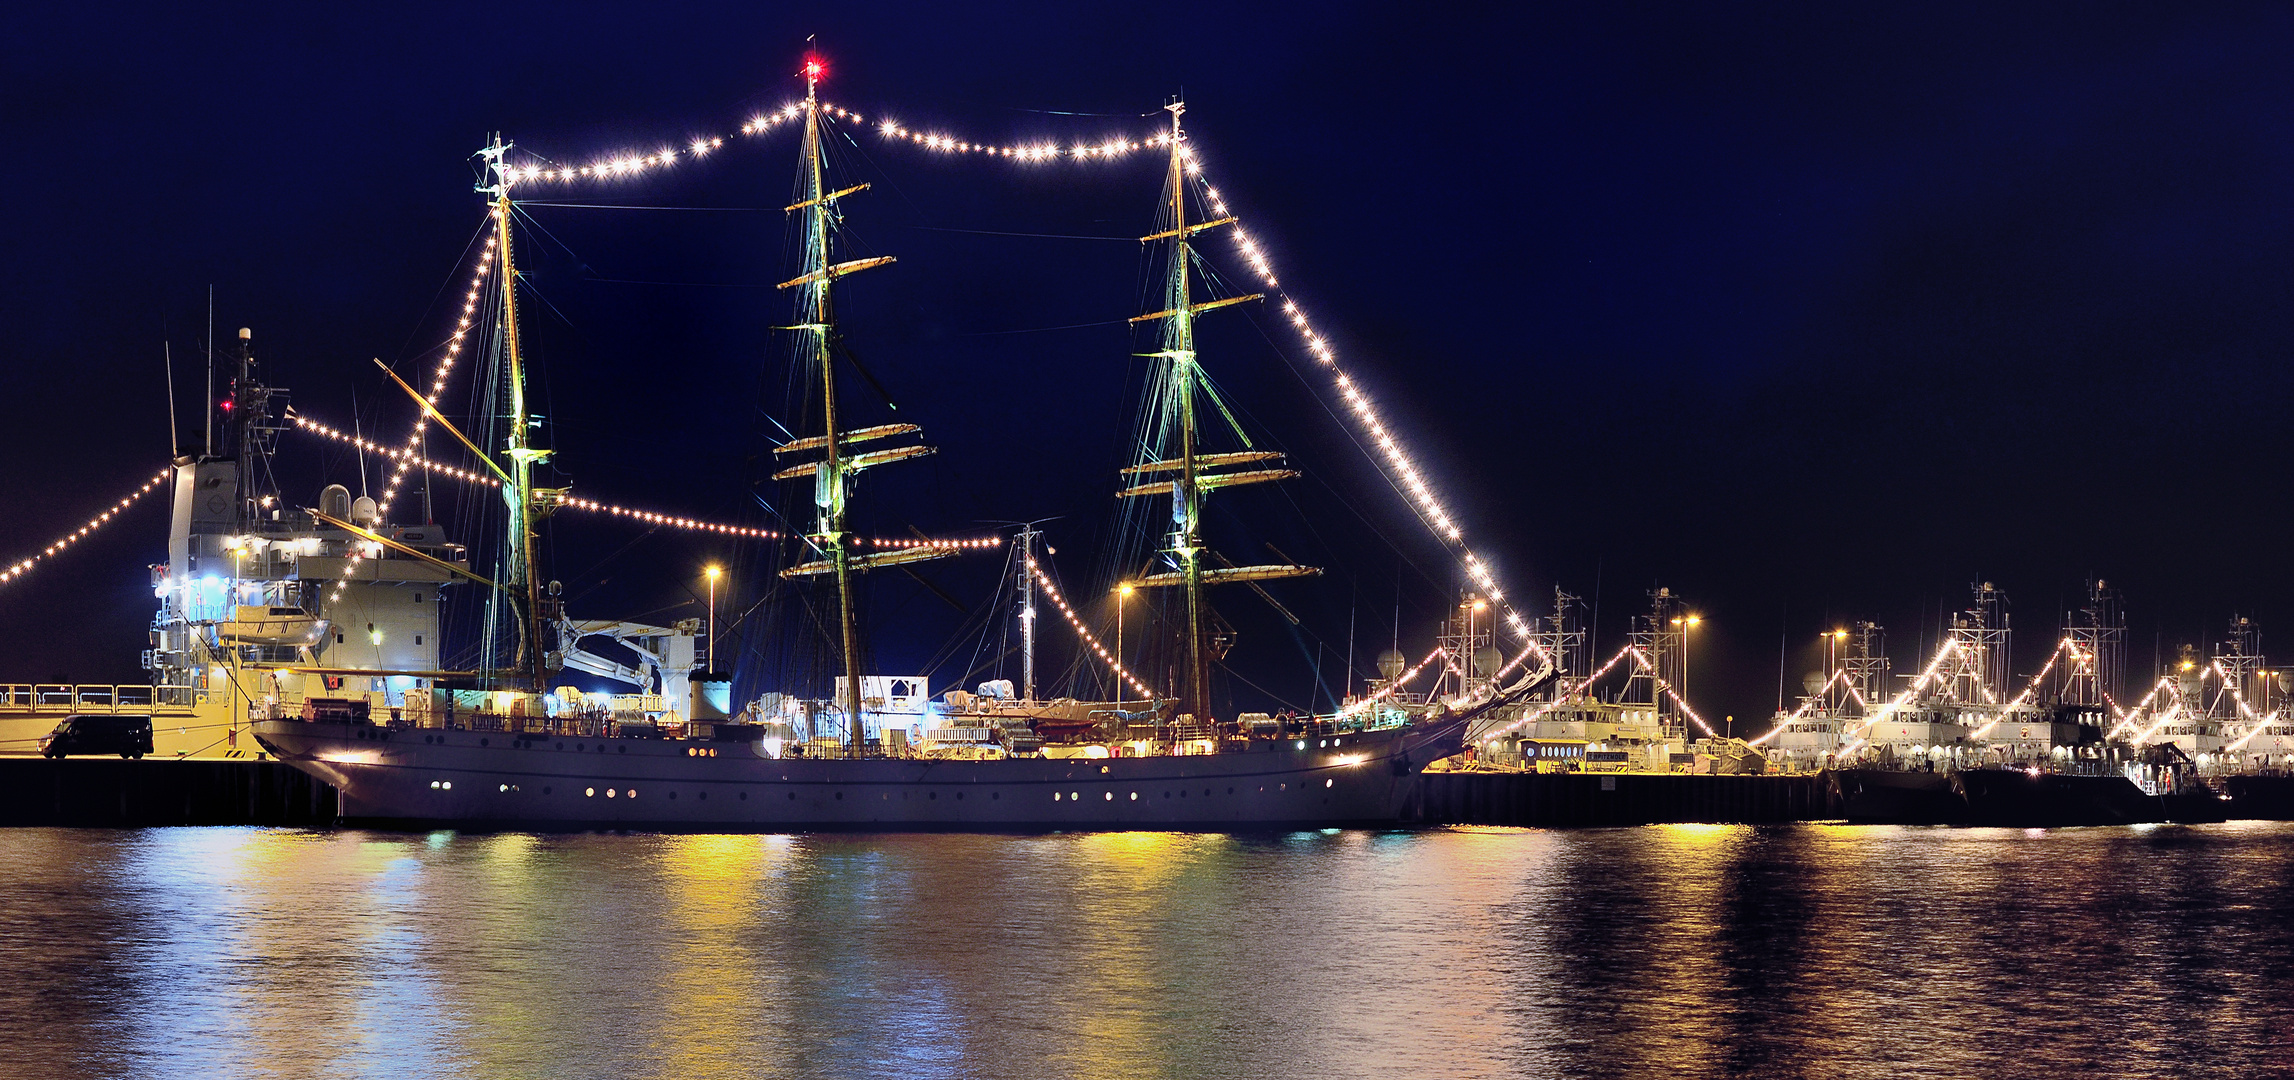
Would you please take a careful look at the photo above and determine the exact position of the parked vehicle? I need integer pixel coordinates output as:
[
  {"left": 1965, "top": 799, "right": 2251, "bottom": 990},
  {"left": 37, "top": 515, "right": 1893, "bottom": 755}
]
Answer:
[{"left": 39, "top": 715, "right": 155, "bottom": 759}]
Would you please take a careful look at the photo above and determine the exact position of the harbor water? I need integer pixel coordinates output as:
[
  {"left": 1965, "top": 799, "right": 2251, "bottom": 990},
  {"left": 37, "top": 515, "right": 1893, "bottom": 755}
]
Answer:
[{"left": 4, "top": 823, "right": 2292, "bottom": 1079}]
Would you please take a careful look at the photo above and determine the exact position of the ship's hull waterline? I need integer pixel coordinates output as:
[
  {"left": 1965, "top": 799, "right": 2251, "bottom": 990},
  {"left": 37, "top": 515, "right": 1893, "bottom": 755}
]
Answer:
[{"left": 252, "top": 715, "right": 1470, "bottom": 831}]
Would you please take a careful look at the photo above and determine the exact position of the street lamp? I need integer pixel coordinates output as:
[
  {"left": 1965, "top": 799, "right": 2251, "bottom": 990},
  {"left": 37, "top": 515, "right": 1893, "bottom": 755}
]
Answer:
[
  {"left": 704, "top": 565, "right": 723, "bottom": 671},
  {"left": 1671, "top": 614, "right": 1703, "bottom": 725},
  {"left": 1115, "top": 582, "right": 1136, "bottom": 704}
]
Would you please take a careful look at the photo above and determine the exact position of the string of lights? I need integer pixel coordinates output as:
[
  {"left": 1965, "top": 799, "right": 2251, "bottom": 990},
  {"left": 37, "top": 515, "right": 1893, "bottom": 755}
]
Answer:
[
  {"left": 1485, "top": 644, "right": 1640, "bottom": 737},
  {"left": 292, "top": 411, "right": 1000, "bottom": 548},
  {"left": 289, "top": 412, "right": 502, "bottom": 488},
  {"left": 2106, "top": 677, "right": 2178, "bottom": 738},
  {"left": 1745, "top": 668, "right": 1858, "bottom": 747},
  {"left": 1963, "top": 640, "right": 2077, "bottom": 741},
  {"left": 1337, "top": 647, "right": 1448, "bottom": 718},
  {"left": 1623, "top": 645, "right": 1722, "bottom": 740},
  {"left": 326, "top": 232, "right": 499, "bottom": 602},
  {"left": 496, "top": 99, "right": 1168, "bottom": 188},
  {"left": 467, "top": 92, "right": 1552, "bottom": 680},
  {"left": 1025, "top": 559, "right": 1156, "bottom": 699},
  {"left": 0, "top": 468, "right": 172, "bottom": 586}
]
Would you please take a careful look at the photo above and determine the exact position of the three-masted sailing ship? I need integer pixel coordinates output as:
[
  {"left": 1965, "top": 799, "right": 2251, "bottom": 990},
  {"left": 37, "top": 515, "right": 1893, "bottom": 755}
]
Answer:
[{"left": 252, "top": 61, "right": 1544, "bottom": 828}]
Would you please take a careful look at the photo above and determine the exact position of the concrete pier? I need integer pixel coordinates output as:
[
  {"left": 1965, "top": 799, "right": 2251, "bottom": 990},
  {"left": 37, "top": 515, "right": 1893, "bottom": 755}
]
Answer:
[
  {"left": 0, "top": 758, "right": 337, "bottom": 827},
  {"left": 1419, "top": 771, "right": 1838, "bottom": 827}
]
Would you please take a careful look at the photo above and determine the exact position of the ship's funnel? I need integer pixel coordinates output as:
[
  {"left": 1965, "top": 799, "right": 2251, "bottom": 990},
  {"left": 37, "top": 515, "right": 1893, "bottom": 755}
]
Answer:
[{"left": 319, "top": 484, "right": 351, "bottom": 522}]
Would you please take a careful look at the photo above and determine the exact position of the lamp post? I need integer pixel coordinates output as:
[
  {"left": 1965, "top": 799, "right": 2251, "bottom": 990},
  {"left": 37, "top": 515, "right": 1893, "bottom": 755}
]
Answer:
[
  {"left": 1116, "top": 582, "right": 1135, "bottom": 705},
  {"left": 1671, "top": 613, "right": 1702, "bottom": 725},
  {"left": 704, "top": 565, "right": 723, "bottom": 671}
]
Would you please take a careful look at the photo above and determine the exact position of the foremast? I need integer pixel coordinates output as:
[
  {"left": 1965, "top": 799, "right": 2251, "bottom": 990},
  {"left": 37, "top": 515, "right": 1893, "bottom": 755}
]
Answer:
[
  {"left": 478, "top": 137, "right": 554, "bottom": 692},
  {"left": 772, "top": 56, "right": 944, "bottom": 753},
  {"left": 1122, "top": 101, "right": 1316, "bottom": 726}
]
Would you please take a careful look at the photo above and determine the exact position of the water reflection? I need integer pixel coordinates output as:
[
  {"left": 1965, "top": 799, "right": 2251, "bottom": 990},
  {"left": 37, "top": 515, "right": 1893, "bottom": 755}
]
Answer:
[{"left": 4, "top": 823, "right": 2294, "bottom": 1078}]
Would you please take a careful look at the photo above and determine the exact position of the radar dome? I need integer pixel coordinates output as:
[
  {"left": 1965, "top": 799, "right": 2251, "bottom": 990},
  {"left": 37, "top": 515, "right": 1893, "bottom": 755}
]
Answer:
[
  {"left": 1377, "top": 648, "right": 1406, "bottom": 680},
  {"left": 1472, "top": 645, "right": 1502, "bottom": 677},
  {"left": 318, "top": 484, "right": 351, "bottom": 522},
  {"left": 1802, "top": 672, "right": 1828, "bottom": 696}
]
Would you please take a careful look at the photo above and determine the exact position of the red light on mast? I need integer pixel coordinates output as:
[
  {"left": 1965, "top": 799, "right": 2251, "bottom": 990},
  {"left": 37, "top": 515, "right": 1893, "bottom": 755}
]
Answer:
[{"left": 803, "top": 57, "right": 825, "bottom": 80}]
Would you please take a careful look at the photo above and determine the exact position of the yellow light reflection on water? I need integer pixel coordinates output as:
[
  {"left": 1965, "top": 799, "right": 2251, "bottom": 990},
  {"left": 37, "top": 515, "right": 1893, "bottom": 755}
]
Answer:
[{"left": 647, "top": 833, "right": 783, "bottom": 1077}]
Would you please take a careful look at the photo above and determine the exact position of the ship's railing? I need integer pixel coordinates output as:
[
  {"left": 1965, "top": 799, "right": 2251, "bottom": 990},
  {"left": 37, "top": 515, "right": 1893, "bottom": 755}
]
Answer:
[
  {"left": 386, "top": 712, "right": 623, "bottom": 738},
  {"left": 0, "top": 683, "right": 191, "bottom": 714}
]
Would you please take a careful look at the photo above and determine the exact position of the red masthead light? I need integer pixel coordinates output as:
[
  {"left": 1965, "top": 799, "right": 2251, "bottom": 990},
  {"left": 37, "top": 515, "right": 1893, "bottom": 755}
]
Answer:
[{"left": 803, "top": 57, "right": 825, "bottom": 80}]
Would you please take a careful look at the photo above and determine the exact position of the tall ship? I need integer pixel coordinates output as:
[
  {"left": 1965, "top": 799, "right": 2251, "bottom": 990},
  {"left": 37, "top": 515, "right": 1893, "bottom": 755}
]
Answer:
[{"left": 248, "top": 61, "right": 1548, "bottom": 828}]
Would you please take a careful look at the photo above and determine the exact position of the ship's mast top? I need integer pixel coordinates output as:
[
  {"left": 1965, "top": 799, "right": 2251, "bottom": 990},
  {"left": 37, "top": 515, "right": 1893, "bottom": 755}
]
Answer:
[
  {"left": 1116, "top": 99, "right": 1306, "bottom": 728},
  {"left": 772, "top": 52, "right": 945, "bottom": 752}
]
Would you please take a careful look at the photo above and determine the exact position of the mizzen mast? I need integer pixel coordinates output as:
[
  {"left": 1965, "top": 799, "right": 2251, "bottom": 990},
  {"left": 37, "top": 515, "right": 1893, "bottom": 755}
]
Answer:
[
  {"left": 773, "top": 55, "right": 945, "bottom": 753},
  {"left": 1123, "top": 101, "right": 1315, "bottom": 726}
]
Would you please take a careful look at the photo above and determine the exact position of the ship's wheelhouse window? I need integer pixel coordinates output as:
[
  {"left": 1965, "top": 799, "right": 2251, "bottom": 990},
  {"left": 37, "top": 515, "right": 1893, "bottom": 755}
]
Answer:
[
  {"left": 335, "top": 632, "right": 345, "bottom": 644},
  {"left": 414, "top": 636, "right": 422, "bottom": 646}
]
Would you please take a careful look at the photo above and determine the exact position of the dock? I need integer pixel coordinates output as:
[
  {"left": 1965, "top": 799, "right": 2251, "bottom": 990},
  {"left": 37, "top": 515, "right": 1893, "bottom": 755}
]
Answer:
[{"left": 0, "top": 758, "right": 337, "bottom": 827}]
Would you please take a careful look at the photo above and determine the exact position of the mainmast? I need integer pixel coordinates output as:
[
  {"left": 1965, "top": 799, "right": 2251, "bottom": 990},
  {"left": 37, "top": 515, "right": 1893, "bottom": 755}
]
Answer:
[
  {"left": 479, "top": 137, "right": 551, "bottom": 691},
  {"left": 1120, "top": 101, "right": 1313, "bottom": 726},
  {"left": 772, "top": 55, "right": 945, "bottom": 753}
]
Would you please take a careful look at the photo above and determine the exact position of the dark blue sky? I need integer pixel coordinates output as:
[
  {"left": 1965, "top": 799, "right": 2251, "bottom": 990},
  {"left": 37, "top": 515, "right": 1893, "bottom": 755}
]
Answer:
[{"left": 7, "top": 3, "right": 2294, "bottom": 723}]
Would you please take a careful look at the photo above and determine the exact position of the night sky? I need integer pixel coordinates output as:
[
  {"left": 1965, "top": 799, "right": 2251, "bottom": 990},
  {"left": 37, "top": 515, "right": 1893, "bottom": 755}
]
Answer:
[{"left": 8, "top": 3, "right": 2294, "bottom": 728}]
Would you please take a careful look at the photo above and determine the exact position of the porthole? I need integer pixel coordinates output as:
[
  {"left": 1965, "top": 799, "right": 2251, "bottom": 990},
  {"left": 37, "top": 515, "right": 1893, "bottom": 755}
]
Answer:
[
  {"left": 556, "top": 742, "right": 565, "bottom": 750},
  {"left": 956, "top": 792, "right": 964, "bottom": 800},
  {"left": 991, "top": 792, "right": 999, "bottom": 801},
  {"left": 1325, "top": 778, "right": 1333, "bottom": 788},
  {"left": 834, "top": 792, "right": 843, "bottom": 801},
  {"left": 1163, "top": 791, "right": 1171, "bottom": 798},
  {"left": 607, "top": 789, "right": 617, "bottom": 799},
  {"left": 1279, "top": 783, "right": 1287, "bottom": 791},
  {"left": 669, "top": 792, "right": 678, "bottom": 800},
  {"left": 1226, "top": 788, "right": 1234, "bottom": 795},
  {"left": 738, "top": 792, "right": 746, "bottom": 801},
  {"left": 543, "top": 786, "right": 553, "bottom": 795},
  {"left": 1053, "top": 793, "right": 1062, "bottom": 802},
  {"left": 929, "top": 791, "right": 937, "bottom": 800},
  {"left": 1128, "top": 792, "right": 1138, "bottom": 801},
  {"left": 618, "top": 745, "right": 626, "bottom": 754},
  {"left": 787, "top": 792, "right": 796, "bottom": 801},
  {"left": 1103, "top": 792, "right": 1113, "bottom": 802},
  {"left": 628, "top": 788, "right": 636, "bottom": 798},
  {"left": 1100, "top": 765, "right": 1110, "bottom": 774},
  {"left": 499, "top": 784, "right": 508, "bottom": 792},
  {"left": 585, "top": 787, "right": 595, "bottom": 797},
  {"left": 1070, "top": 792, "right": 1079, "bottom": 801},
  {"left": 576, "top": 743, "right": 585, "bottom": 751},
  {"left": 479, "top": 738, "right": 489, "bottom": 747}
]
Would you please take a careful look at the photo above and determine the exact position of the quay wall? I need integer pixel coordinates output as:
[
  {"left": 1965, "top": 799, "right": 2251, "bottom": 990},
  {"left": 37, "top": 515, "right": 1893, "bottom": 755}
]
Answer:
[
  {"left": 0, "top": 758, "right": 337, "bottom": 827},
  {"left": 1420, "top": 771, "right": 1839, "bottom": 827}
]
